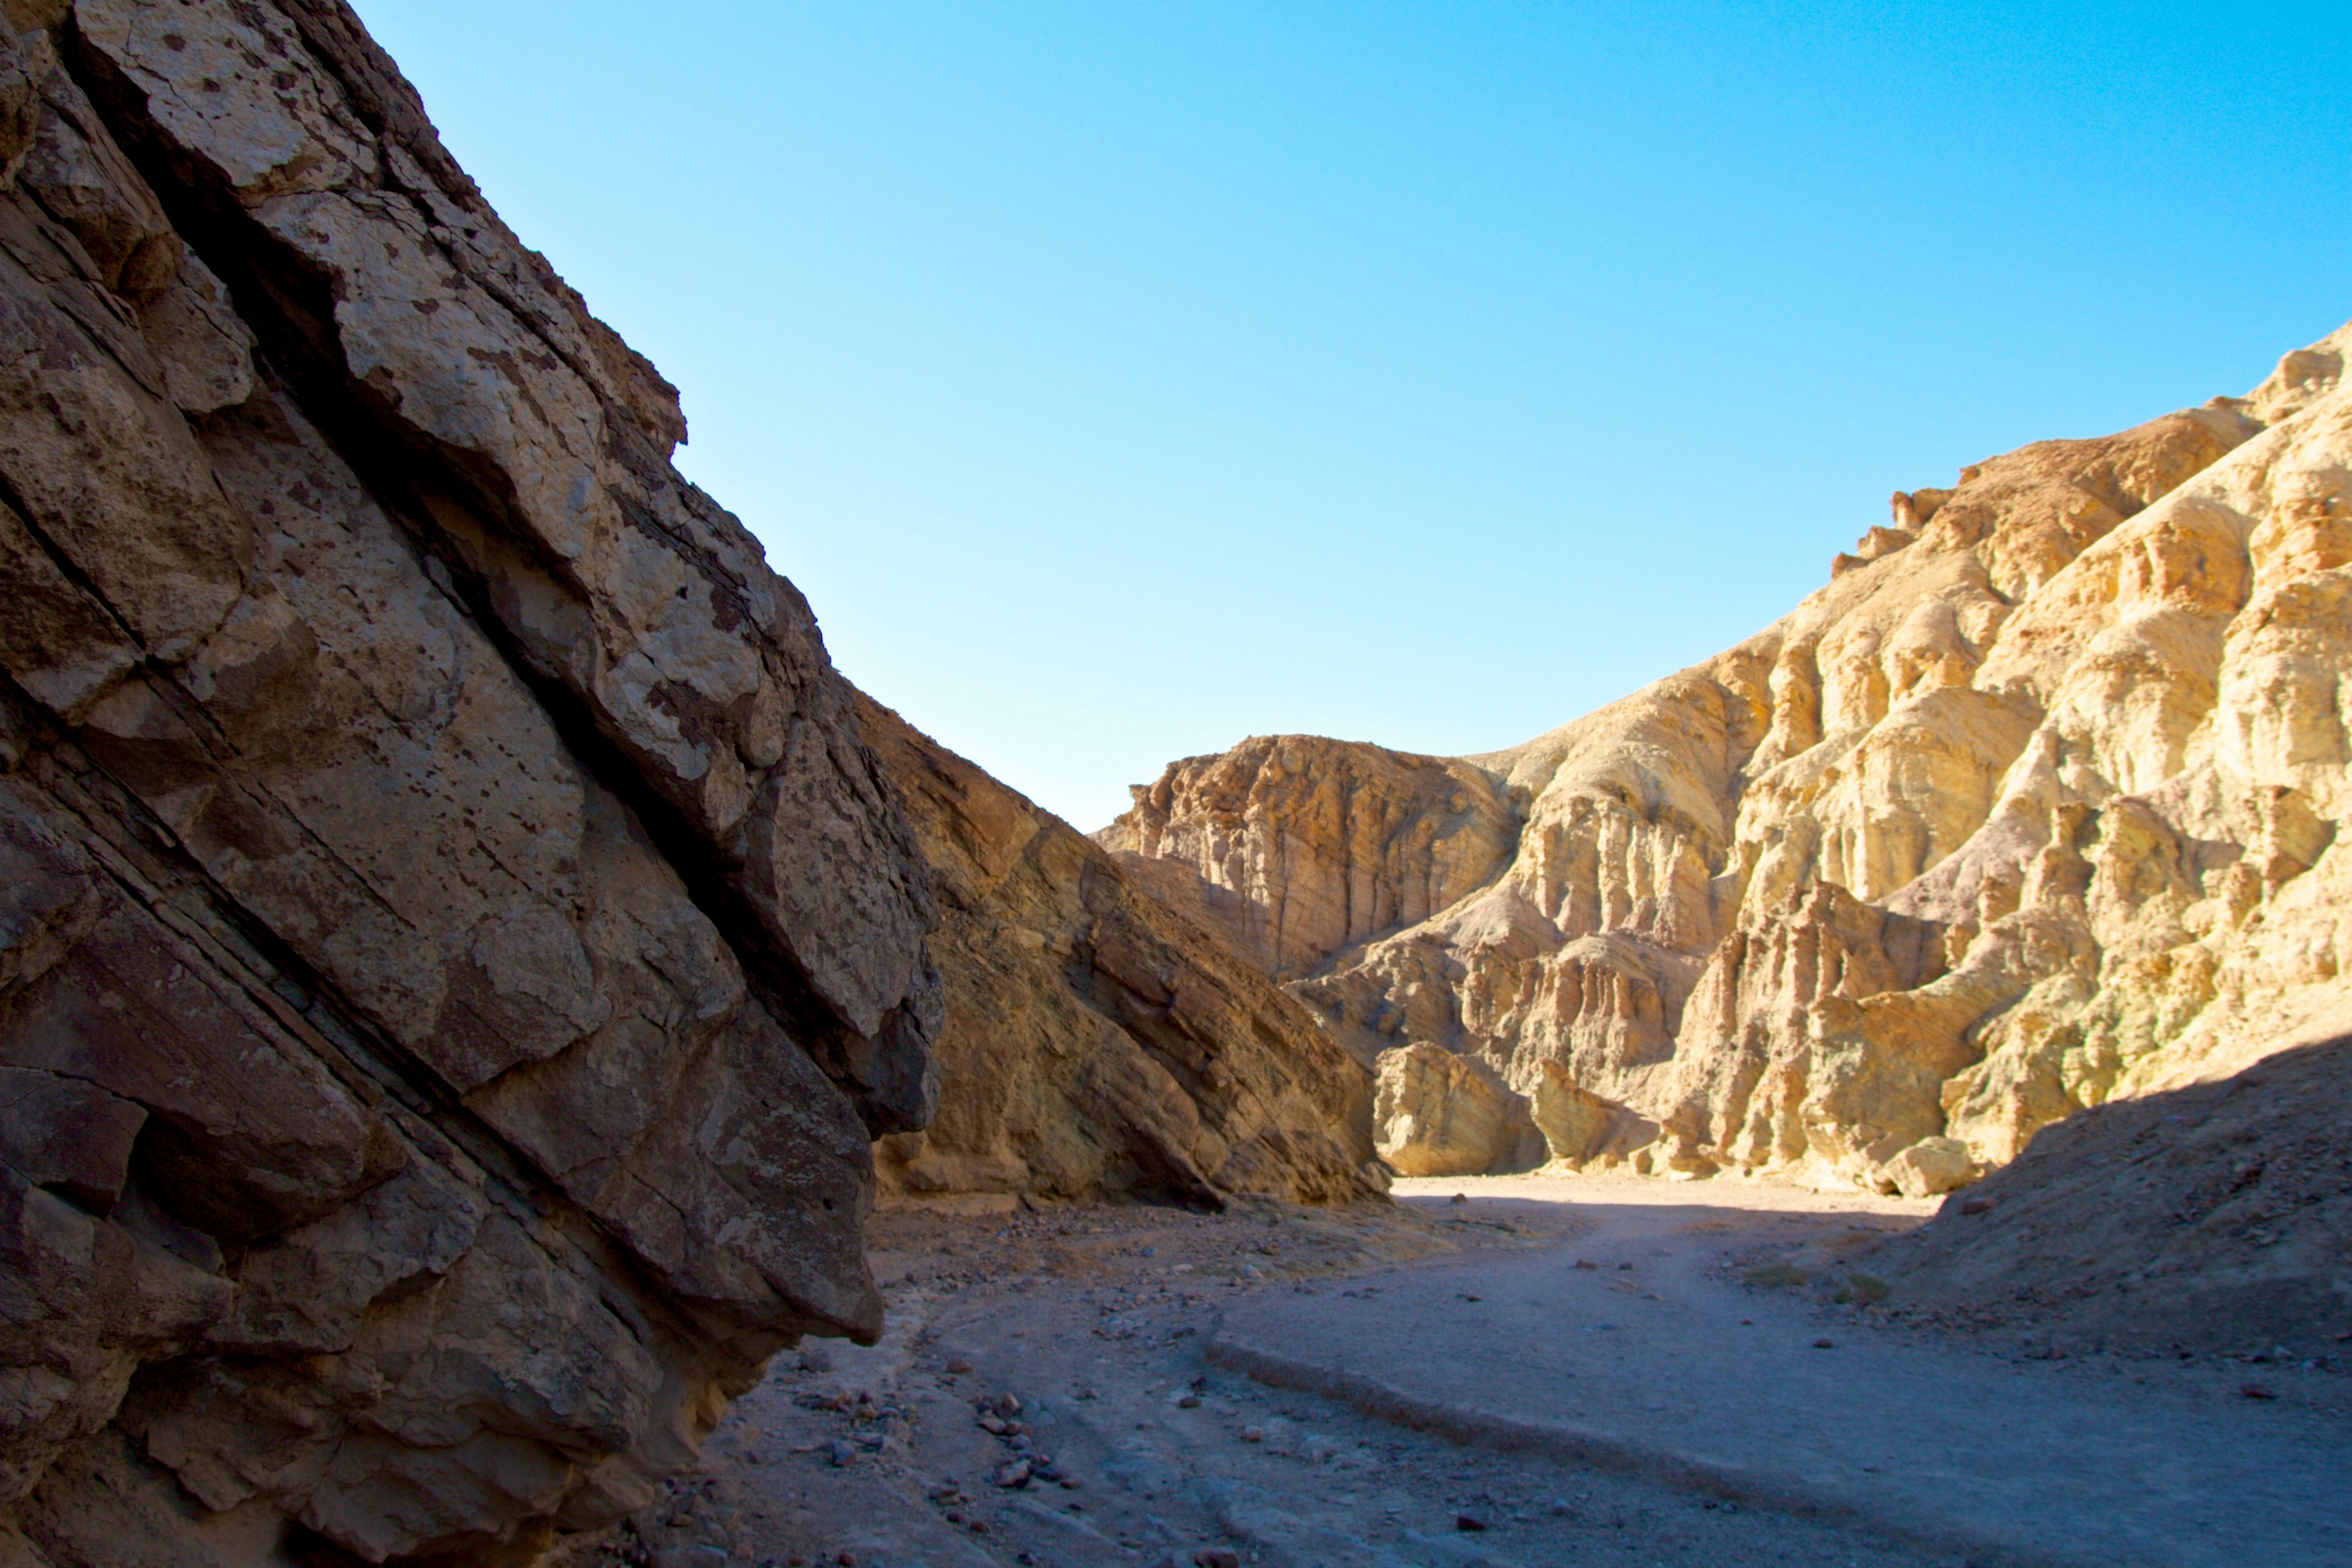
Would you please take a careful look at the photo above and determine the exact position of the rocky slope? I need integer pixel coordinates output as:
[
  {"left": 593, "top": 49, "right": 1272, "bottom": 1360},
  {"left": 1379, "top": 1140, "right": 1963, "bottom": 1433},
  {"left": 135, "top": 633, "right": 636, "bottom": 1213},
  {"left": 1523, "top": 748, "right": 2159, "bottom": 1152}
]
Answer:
[
  {"left": 859, "top": 700, "right": 1383, "bottom": 1207},
  {"left": 1875, "top": 1031, "right": 2352, "bottom": 1357},
  {"left": 1106, "top": 320, "right": 2352, "bottom": 1192},
  {"left": 0, "top": 2, "right": 957, "bottom": 1562}
]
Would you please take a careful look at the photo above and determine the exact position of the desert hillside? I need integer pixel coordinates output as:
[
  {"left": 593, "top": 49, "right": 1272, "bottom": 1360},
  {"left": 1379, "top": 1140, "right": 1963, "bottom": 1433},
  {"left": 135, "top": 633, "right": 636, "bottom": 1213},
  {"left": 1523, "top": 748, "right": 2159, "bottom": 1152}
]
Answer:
[{"left": 1106, "top": 321, "right": 2352, "bottom": 1194}]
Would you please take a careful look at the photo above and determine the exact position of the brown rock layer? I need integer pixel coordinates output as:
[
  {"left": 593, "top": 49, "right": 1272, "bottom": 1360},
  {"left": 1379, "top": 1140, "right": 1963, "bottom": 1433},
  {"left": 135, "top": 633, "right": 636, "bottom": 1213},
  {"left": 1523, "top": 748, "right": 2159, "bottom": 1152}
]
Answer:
[
  {"left": 861, "top": 700, "right": 1383, "bottom": 1207},
  {"left": 0, "top": 2, "right": 943, "bottom": 1562},
  {"left": 1111, "top": 321, "right": 2352, "bottom": 1192}
]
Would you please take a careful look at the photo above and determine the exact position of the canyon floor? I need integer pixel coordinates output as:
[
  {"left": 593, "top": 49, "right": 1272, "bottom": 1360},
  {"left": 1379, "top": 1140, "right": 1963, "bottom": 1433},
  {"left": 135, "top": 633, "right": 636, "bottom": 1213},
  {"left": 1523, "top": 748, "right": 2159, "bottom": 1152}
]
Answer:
[{"left": 578, "top": 1178, "right": 2352, "bottom": 1568}]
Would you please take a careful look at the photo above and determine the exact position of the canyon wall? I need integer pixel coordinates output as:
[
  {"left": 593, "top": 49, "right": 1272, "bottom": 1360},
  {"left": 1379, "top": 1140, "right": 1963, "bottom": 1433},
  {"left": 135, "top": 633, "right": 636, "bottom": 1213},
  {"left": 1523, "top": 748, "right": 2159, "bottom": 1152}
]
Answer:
[
  {"left": 0, "top": 2, "right": 956, "bottom": 1562},
  {"left": 862, "top": 702, "right": 1383, "bottom": 1207},
  {"left": 1107, "top": 321, "right": 2352, "bottom": 1190},
  {"left": 0, "top": 6, "right": 1400, "bottom": 1561}
]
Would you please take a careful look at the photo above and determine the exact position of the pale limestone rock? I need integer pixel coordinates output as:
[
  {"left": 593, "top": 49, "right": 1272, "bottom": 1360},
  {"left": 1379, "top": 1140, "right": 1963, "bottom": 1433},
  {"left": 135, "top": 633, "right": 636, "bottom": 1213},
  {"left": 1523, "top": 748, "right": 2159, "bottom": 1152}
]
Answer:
[
  {"left": 1880, "top": 1136, "right": 1977, "bottom": 1199},
  {"left": 1096, "top": 734, "right": 1519, "bottom": 980},
  {"left": 1111, "top": 318, "right": 2352, "bottom": 1200},
  {"left": 1371, "top": 1042, "right": 1538, "bottom": 1178}
]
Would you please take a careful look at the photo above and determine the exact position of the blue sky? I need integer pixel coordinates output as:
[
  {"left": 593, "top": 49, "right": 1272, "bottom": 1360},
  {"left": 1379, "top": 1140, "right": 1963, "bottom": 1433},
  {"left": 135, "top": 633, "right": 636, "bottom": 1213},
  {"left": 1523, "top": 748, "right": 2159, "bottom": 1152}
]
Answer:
[{"left": 352, "top": 2, "right": 2352, "bottom": 829}]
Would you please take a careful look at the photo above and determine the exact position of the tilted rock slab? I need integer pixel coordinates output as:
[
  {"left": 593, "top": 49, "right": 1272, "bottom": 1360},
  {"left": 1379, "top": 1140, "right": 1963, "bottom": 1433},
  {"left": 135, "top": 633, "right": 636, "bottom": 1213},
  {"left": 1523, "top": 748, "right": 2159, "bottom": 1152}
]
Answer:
[
  {"left": 861, "top": 699, "right": 1384, "bottom": 1207},
  {"left": 1107, "top": 320, "right": 2352, "bottom": 1191},
  {"left": 0, "top": 1, "right": 948, "bottom": 1562}
]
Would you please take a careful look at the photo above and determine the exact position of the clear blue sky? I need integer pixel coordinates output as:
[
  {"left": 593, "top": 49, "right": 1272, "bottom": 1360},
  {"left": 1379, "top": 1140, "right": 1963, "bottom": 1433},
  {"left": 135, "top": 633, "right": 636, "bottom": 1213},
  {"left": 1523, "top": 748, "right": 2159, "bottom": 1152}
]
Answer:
[{"left": 352, "top": 2, "right": 2351, "bottom": 829}]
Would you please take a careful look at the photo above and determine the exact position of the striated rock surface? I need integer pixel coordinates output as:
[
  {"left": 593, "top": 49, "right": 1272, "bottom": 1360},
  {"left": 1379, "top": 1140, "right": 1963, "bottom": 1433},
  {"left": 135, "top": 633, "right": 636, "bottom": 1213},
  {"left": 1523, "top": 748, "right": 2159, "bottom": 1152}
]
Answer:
[
  {"left": 1097, "top": 735, "right": 1519, "bottom": 981},
  {"left": 0, "top": 2, "right": 946, "bottom": 1562},
  {"left": 1370, "top": 1042, "right": 1540, "bottom": 1178},
  {"left": 861, "top": 699, "right": 1383, "bottom": 1207},
  {"left": 1110, "top": 320, "right": 2352, "bottom": 1191}
]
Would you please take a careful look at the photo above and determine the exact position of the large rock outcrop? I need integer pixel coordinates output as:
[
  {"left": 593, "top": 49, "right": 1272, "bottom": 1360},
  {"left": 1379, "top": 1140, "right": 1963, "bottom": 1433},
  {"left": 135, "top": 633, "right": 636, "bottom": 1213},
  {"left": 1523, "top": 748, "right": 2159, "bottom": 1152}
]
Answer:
[
  {"left": 1109, "top": 320, "right": 2352, "bottom": 1191},
  {"left": 0, "top": 2, "right": 947, "bottom": 1562},
  {"left": 861, "top": 701, "right": 1383, "bottom": 1207}
]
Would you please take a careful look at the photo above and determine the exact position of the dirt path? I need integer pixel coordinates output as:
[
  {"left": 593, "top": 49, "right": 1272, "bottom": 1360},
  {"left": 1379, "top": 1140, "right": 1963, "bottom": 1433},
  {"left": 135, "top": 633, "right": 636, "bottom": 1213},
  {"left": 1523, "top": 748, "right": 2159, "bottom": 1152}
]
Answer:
[{"left": 571, "top": 1177, "right": 2351, "bottom": 1568}]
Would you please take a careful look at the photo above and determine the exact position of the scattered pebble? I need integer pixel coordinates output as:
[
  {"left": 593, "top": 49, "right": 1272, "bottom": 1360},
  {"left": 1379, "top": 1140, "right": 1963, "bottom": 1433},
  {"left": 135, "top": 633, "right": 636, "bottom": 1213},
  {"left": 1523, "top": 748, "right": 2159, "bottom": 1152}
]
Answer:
[
  {"left": 1456, "top": 1513, "right": 1489, "bottom": 1532},
  {"left": 1814, "top": 1338, "right": 1836, "bottom": 1350}
]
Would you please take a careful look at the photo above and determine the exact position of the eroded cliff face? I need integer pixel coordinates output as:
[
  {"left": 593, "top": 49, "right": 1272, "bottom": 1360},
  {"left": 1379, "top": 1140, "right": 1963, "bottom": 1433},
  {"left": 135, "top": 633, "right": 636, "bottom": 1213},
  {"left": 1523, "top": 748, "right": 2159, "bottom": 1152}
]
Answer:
[
  {"left": 1097, "top": 736, "right": 1520, "bottom": 981},
  {"left": 0, "top": 2, "right": 946, "bottom": 1562},
  {"left": 862, "top": 701, "right": 1384, "bottom": 1207},
  {"left": 1109, "top": 321, "right": 2352, "bottom": 1191}
]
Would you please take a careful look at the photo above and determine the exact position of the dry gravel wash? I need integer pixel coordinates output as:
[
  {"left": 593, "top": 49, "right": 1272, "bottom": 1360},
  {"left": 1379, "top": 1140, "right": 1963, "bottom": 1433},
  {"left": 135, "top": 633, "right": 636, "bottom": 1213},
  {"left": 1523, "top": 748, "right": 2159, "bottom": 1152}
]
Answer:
[
  {"left": 550, "top": 1176, "right": 2336, "bottom": 1568},
  {"left": 1217, "top": 1176, "right": 2352, "bottom": 1568}
]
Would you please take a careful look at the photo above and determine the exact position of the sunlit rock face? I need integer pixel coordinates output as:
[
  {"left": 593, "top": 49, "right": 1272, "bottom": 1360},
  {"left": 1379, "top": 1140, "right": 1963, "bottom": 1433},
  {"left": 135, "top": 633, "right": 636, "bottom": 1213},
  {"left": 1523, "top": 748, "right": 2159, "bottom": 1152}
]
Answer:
[
  {"left": 1107, "top": 320, "right": 2352, "bottom": 1189},
  {"left": 0, "top": 2, "right": 949, "bottom": 1561}
]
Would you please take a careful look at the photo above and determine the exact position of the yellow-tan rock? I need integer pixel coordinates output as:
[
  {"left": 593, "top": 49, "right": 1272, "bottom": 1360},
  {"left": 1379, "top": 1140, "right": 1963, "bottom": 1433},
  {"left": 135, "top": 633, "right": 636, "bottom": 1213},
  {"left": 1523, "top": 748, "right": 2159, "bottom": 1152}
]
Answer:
[
  {"left": 1109, "top": 319, "right": 2352, "bottom": 1194},
  {"left": 1370, "top": 1042, "right": 1539, "bottom": 1177},
  {"left": 863, "top": 700, "right": 1385, "bottom": 1207}
]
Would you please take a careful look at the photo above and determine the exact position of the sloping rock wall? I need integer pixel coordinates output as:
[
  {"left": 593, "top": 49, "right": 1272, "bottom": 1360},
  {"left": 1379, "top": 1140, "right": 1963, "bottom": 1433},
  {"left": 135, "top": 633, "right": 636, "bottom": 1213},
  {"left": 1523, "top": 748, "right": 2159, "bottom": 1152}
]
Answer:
[
  {"left": 862, "top": 701, "right": 1383, "bottom": 1207},
  {"left": 0, "top": 2, "right": 946, "bottom": 1562},
  {"left": 1110, "top": 322, "right": 2352, "bottom": 1189}
]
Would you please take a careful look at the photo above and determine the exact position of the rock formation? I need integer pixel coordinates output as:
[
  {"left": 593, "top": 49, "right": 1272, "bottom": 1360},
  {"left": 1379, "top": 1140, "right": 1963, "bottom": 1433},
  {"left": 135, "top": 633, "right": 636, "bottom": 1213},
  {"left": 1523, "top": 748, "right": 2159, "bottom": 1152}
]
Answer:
[
  {"left": 0, "top": 1, "right": 957, "bottom": 1561},
  {"left": 0, "top": 6, "right": 1406, "bottom": 1559},
  {"left": 860, "top": 700, "right": 1383, "bottom": 1207},
  {"left": 1107, "top": 320, "right": 2352, "bottom": 1192},
  {"left": 1875, "top": 1032, "right": 2352, "bottom": 1357},
  {"left": 1101, "top": 736, "right": 1518, "bottom": 981}
]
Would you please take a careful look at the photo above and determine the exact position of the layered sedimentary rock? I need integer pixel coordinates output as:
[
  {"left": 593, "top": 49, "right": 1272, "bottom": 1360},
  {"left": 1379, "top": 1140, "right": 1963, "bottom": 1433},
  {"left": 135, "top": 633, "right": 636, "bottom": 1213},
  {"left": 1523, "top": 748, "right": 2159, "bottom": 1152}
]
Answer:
[
  {"left": 862, "top": 701, "right": 1382, "bottom": 1207},
  {"left": 1109, "top": 320, "right": 2352, "bottom": 1191},
  {"left": 0, "top": 2, "right": 946, "bottom": 1562},
  {"left": 1100, "top": 736, "right": 1518, "bottom": 980}
]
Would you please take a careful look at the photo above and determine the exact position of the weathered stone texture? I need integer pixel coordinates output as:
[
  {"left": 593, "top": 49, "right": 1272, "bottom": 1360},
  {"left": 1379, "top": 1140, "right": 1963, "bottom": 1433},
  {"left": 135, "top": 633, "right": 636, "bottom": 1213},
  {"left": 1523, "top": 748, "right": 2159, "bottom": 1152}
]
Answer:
[
  {"left": 1098, "top": 735, "right": 1519, "bottom": 981},
  {"left": 864, "top": 700, "right": 1383, "bottom": 1208},
  {"left": 1111, "top": 322, "right": 2352, "bottom": 1189},
  {"left": 0, "top": 2, "right": 946, "bottom": 1561}
]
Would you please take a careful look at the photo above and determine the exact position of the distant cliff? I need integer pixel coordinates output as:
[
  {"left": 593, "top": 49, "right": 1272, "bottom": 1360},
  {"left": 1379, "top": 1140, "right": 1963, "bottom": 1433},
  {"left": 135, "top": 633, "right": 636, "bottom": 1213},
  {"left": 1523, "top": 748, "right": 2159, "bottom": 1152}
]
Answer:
[{"left": 1106, "top": 321, "right": 2352, "bottom": 1193}]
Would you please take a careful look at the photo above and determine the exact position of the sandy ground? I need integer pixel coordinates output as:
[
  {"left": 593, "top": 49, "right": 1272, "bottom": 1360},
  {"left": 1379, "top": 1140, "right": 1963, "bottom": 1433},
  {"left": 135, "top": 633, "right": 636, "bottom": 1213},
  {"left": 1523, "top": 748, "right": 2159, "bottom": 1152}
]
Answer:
[{"left": 562, "top": 1174, "right": 2351, "bottom": 1568}]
